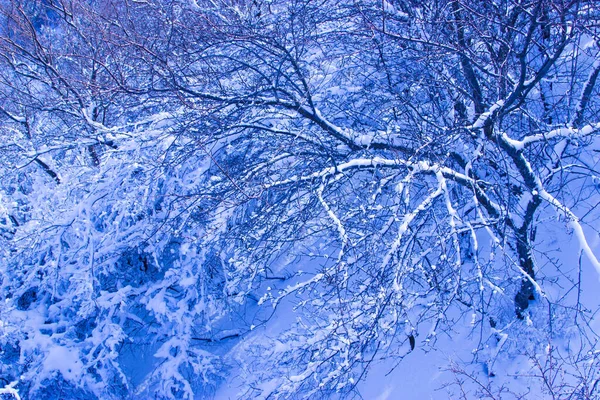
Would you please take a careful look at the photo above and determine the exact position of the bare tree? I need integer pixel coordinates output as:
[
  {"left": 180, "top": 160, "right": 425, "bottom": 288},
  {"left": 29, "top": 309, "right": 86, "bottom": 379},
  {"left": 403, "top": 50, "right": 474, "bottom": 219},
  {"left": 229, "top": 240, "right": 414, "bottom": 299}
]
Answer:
[{"left": 1, "top": 0, "right": 599, "bottom": 399}]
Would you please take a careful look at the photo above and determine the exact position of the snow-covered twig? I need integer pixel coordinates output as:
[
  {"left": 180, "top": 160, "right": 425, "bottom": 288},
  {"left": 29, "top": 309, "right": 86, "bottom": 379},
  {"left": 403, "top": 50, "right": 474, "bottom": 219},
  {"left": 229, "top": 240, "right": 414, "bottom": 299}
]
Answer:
[
  {"left": 317, "top": 180, "right": 348, "bottom": 264},
  {"left": 0, "top": 381, "right": 21, "bottom": 400}
]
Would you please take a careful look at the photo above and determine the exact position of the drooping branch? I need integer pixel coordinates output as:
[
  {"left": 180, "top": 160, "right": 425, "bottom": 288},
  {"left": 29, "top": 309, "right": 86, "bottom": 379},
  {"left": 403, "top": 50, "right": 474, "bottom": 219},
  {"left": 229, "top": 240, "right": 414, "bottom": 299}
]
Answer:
[{"left": 34, "top": 157, "right": 60, "bottom": 184}]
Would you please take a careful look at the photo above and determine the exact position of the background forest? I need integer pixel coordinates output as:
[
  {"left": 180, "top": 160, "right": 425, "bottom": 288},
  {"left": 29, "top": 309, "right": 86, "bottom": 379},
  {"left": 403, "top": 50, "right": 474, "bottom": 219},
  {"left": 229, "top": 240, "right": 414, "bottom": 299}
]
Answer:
[{"left": 1, "top": 0, "right": 600, "bottom": 398}]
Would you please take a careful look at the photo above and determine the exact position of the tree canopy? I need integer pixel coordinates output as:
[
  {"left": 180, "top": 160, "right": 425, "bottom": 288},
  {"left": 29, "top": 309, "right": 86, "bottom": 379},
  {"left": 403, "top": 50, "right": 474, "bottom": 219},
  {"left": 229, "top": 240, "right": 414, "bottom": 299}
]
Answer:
[{"left": 1, "top": 0, "right": 600, "bottom": 398}]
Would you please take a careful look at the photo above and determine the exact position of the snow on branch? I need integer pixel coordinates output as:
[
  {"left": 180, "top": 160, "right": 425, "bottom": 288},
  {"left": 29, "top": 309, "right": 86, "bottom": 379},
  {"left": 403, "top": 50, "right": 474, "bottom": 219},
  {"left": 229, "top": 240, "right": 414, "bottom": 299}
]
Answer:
[
  {"left": 505, "top": 122, "right": 600, "bottom": 149},
  {"left": 467, "top": 99, "right": 505, "bottom": 130},
  {"left": 317, "top": 181, "right": 348, "bottom": 265},
  {"left": 259, "top": 273, "right": 325, "bottom": 308},
  {"left": 383, "top": 179, "right": 445, "bottom": 291},
  {"left": 538, "top": 189, "right": 600, "bottom": 278},
  {"left": 0, "top": 381, "right": 21, "bottom": 400},
  {"left": 265, "top": 157, "right": 474, "bottom": 189}
]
